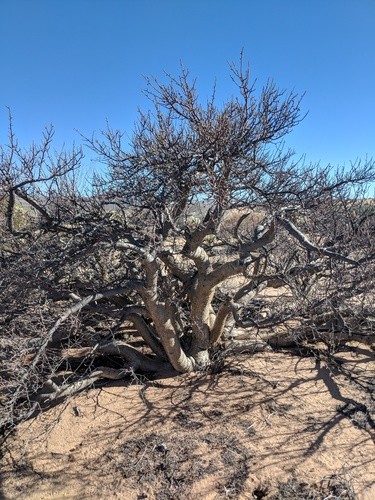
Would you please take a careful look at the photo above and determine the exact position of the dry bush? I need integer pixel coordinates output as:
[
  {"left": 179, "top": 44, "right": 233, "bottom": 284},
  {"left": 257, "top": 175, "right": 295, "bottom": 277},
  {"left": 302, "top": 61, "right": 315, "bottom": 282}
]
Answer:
[{"left": 1, "top": 59, "right": 374, "bottom": 441}]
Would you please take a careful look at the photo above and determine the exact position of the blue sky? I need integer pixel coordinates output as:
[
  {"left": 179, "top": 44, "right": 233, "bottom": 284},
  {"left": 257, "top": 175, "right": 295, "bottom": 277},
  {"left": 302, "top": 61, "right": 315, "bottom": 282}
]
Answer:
[{"left": 0, "top": 0, "right": 374, "bottom": 171}]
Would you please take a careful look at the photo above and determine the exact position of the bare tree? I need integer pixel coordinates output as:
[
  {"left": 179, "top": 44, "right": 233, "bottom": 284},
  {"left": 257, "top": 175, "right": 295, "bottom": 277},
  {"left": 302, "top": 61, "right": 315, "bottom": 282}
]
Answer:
[{"left": 1, "top": 59, "right": 374, "bottom": 435}]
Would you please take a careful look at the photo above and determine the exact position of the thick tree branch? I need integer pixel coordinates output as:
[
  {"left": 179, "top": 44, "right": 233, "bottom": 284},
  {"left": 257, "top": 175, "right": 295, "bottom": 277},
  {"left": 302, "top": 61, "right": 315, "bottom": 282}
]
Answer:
[
  {"left": 210, "top": 300, "right": 233, "bottom": 344},
  {"left": 124, "top": 312, "right": 167, "bottom": 360},
  {"left": 277, "top": 216, "right": 360, "bottom": 265}
]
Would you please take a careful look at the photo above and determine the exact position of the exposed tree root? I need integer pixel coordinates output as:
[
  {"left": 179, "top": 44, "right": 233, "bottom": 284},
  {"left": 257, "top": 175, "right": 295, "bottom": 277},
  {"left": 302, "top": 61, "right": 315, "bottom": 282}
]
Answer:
[{"left": 34, "top": 366, "right": 130, "bottom": 405}]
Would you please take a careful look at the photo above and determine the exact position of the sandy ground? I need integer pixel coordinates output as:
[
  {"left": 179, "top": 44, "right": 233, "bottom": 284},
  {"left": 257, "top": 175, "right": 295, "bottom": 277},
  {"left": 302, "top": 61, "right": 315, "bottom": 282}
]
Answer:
[{"left": 1, "top": 345, "right": 374, "bottom": 499}]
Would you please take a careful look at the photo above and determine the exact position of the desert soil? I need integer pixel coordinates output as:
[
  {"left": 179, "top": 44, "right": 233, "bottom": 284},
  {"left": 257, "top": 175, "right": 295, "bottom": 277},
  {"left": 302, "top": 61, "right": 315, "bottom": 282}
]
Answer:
[{"left": 1, "top": 344, "right": 374, "bottom": 499}]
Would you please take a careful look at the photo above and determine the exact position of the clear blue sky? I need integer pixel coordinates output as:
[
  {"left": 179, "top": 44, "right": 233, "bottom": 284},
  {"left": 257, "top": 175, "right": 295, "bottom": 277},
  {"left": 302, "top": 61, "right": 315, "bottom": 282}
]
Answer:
[{"left": 1, "top": 0, "right": 374, "bottom": 170}]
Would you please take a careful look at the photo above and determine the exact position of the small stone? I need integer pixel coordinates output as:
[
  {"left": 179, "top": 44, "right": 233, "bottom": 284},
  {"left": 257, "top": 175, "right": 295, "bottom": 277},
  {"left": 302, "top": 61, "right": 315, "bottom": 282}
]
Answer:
[{"left": 155, "top": 443, "right": 168, "bottom": 453}]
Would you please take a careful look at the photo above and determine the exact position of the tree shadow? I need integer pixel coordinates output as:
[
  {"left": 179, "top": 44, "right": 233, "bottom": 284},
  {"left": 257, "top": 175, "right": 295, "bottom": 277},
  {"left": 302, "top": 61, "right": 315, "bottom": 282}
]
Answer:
[{"left": 2, "top": 347, "right": 374, "bottom": 499}]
